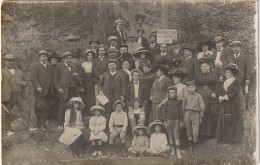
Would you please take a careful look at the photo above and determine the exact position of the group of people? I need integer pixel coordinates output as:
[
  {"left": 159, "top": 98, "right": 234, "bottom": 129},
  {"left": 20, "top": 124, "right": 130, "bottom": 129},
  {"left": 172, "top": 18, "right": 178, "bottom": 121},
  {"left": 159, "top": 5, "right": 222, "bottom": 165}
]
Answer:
[{"left": 2, "top": 18, "right": 251, "bottom": 159}]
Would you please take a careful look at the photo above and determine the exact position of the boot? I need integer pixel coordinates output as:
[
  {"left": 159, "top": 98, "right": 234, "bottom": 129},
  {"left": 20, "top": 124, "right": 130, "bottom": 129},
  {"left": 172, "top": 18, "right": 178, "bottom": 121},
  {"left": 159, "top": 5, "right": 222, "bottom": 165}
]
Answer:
[
  {"left": 170, "top": 146, "right": 175, "bottom": 156},
  {"left": 193, "top": 142, "right": 198, "bottom": 155},
  {"left": 176, "top": 145, "right": 182, "bottom": 159},
  {"left": 97, "top": 145, "right": 103, "bottom": 156}
]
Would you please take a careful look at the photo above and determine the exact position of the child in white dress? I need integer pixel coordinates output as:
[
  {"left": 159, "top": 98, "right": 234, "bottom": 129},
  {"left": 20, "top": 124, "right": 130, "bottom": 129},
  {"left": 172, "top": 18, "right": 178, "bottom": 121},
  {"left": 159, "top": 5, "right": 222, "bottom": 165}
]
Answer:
[
  {"left": 89, "top": 105, "right": 108, "bottom": 156},
  {"left": 146, "top": 120, "right": 170, "bottom": 157},
  {"left": 59, "top": 97, "right": 90, "bottom": 159}
]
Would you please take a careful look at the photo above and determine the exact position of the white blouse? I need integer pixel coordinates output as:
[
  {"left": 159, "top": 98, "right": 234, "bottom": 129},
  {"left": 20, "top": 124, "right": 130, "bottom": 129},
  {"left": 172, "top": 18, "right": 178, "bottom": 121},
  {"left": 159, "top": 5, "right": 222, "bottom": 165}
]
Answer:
[{"left": 81, "top": 61, "right": 92, "bottom": 73}]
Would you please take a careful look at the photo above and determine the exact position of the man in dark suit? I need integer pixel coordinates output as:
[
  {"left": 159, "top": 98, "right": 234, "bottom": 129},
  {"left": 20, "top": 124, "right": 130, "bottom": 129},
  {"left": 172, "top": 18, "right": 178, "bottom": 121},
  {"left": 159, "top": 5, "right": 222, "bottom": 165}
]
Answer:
[
  {"left": 113, "top": 19, "right": 127, "bottom": 46},
  {"left": 53, "top": 52, "right": 80, "bottom": 129},
  {"left": 98, "top": 59, "right": 126, "bottom": 118},
  {"left": 2, "top": 54, "right": 31, "bottom": 135},
  {"left": 179, "top": 44, "right": 199, "bottom": 84},
  {"left": 226, "top": 41, "right": 251, "bottom": 86},
  {"left": 212, "top": 36, "right": 231, "bottom": 82},
  {"left": 31, "top": 50, "right": 53, "bottom": 131},
  {"left": 153, "top": 43, "right": 169, "bottom": 67},
  {"left": 167, "top": 41, "right": 183, "bottom": 68},
  {"left": 126, "top": 69, "right": 148, "bottom": 129},
  {"left": 148, "top": 34, "right": 160, "bottom": 63},
  {"left": 135, "top": 29, "right": 149, "bottom": 50},
  {"left": 108, "top": 36, "right": 119, "bottom": 50}
]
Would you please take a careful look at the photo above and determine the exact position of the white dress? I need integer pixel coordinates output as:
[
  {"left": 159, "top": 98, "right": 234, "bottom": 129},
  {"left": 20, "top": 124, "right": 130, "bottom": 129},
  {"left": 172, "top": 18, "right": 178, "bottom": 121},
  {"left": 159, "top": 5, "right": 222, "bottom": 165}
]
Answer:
[
  {"left": 89, "top": 116, "right": 108, "bottom": 142},
  {"left": 59, "top": 109, "right": 84, "bottom": 145}
]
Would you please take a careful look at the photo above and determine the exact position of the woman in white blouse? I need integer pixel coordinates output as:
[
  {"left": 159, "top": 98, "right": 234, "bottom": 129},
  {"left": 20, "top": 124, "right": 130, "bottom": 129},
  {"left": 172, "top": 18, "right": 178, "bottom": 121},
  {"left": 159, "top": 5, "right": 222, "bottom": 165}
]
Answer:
[{"left": 81, "top": 49, "right": 99, "bottom": 116}]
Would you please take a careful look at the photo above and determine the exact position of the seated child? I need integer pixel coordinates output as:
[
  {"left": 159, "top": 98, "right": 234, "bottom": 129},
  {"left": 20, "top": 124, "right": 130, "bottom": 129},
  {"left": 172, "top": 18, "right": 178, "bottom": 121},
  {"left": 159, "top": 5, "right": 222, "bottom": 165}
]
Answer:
[
  {"left": 146, "top": 120, "right": 170, "bottom": 157},
  {"left": 183, "top": 80, "right": 205, "bottom": 155},
  {"left": 128, "top": 124, "right": 149, "bottom": 157},
  {"left": 163, "top": 86, "right": 182, "bottom": 159},
  {"left": 89, "top": 105, "right": 108, "bottom": 157},
  {"left": 59, "top": 97, "right": 90, "bottom": 159},
  {"left": 108, "top": 100, "right": 128, "bottom": 157}
]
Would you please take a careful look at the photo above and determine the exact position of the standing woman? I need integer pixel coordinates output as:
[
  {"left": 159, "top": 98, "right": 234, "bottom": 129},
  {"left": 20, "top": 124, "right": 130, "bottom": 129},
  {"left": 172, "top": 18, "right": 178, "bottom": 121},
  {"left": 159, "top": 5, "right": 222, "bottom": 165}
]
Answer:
[
  {"left": 213, "top": 63, "right": 242, "bottom": 142},
  {"left": 194, "top": 57, "right": 220, "bottom": 138},
  {"left": 81, "top": 49, "right": 99, "bottom": 116},
  {"left": 150, "top": 64, "right": 172, "bottom": 122}
]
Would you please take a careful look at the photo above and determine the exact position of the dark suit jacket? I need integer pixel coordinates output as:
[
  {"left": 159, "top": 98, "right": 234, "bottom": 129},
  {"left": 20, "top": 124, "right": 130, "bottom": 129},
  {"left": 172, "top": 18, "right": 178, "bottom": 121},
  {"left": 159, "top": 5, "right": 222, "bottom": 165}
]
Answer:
[
  {"left": 167, "top": 50, "right": 183, "bottom": 68},
  {"left": 135, "top": 37, "right": 149, "bottom": 50},
  {"left": 212, "top": 48, "right": 231, "bottom": 67},
  {"left": 2, "top": 68, "right": 27, "bottom": 102},
  {"left": 226, "top": 54, "right": 251, "bottom": 84},
  {"left": 149, "top": 43, "right": 161, "bottom": 62},
  {"left": 126, "top": 82, "right": 148, "bottom": 109},
  {"left": 93, "top": 57, "right": 108, "bottom": 77},
  {"left": 98, "top": 71, "right": 126, "bottom": 100},
  {"left": 53, "top": 62, "right": 79, "bottom": 100},
  {"left": 179, "top": 56, "right": 200, "bottom": 83},
  {"left": 31, "top": 63, "right": 52, "bottom": 97},
  {"left": 153, "top": 53, "right": 170, "bottom": 66},
  {"left": 119, "top": 69, "right": 131, "bottom": 87},
  {"left": 150, "top": 76, "right": 173, "bottom": 104}
]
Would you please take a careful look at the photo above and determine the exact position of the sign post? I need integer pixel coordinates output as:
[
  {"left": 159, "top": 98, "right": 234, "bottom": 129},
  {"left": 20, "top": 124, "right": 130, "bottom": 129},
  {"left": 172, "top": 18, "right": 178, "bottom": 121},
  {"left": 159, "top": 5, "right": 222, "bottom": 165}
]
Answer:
[{"left": 157, "top": 29, "right": 177, "bottom": 44}]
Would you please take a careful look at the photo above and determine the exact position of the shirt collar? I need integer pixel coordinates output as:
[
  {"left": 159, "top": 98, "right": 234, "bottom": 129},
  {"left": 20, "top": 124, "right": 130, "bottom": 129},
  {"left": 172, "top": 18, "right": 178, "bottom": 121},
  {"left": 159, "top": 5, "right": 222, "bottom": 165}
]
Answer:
[
  {"left": 234, "top": 52, "right": 240, "bottom": 57},
  {"left": 133, "top": 81, "right": 139, "bottom": 85},
  {"left": 40, "top": 61, "right": 47, "bottom": 68},
  {"left": 110, "top": 70, "right": 116, "bottom": 75},
  {"left": 161, "top": 52, "right": 166, "bottom": 56}
]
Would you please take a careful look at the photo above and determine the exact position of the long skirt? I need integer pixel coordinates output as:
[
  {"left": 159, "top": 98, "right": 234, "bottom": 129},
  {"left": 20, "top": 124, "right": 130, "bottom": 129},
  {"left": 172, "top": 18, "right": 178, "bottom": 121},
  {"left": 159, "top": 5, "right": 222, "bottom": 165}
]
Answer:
[
  {"left": 149, "top": 103, "right": 164, "bottom": 123},
  {"left": 83, "top": 73, "right": 96, "bottom": 116}
]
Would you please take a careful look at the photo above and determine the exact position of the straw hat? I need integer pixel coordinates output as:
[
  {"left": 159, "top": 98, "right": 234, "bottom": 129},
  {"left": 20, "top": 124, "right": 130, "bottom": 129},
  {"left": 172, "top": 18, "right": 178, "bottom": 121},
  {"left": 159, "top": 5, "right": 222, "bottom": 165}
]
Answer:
[
  {"left": 224, "top": 63, "right": 239, "bottom": 75},
  {"left": 67, "top": 97, "right": 85, "bottom": 109},
  {"left": 132, "top": 124, "right": 148, "bottom": 135},
  {"left": 90, "top": 105, "right": 105, "bottom": 114},
  {"left": 113, "top": 100, "right": 125, "bottom": 109},
  {"left": 38, "top": 50, "right": 49, "bottom": 57},
  {"left": 148, "top": 120, "right": 166, "bottom": 134},
  {"left": 230, "top": 41, "right": 242, "bottom": 47},
  {"left": 133, "top": 47, "right": 151, "bottom": 58}
]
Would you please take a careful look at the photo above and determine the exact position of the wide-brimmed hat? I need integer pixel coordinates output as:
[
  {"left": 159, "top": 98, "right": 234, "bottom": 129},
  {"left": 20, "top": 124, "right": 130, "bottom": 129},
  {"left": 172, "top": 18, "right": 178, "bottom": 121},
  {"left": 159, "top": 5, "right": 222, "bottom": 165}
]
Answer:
[
  {"left": 61, "top": 52, "right": 74, "bottom": 59},
  {"left": 182, "top": 44, "right": 195, "bottom": 54},
  {"left": 197, "top": 40, "right": 215, "bottom": 52},
  {"left": 4, "top": 54, "right": 15, "bottom": 60},
  {"left": 132, "top": 124, "right": 148, "bottom": 135},
  {"left": 90, "top": 105, "right": 105, "bottom": 114},
  {"left": 199, "top": 57, "right": 213, "bottom": 65},
  {"left": 186, "top": 80, "right": 196, "bottom": 87},
  {"left": 224, "top": 63, "right": 239, "bottom": 75},
  {"left": 214, "top": 36, "right": 225, "bottom": 43},
  {"left": 148, "top": 120, "right": 166, "bottom": 134},
  {"left": 113, "top": 100, "right": 125, "bottom": 109},
  {"left": 154, "top": 64, "right": 170, "bottom": 75},
  {"left": 107, "top": 59, "right": 119, "bottom": 66},
  {"left": 168, "top": 68, "right": 188, "bottom": 78},
  {"left": 48, "top": 52, "right": 61, "bottom": 62},
  {"left": 115, "top": 19, "right": 123, "bottom": 25},
  {"left": 85, "top": 49, "right": 95, "bottom": 56},
  {"left": 38, "top": 50, "right": 49, "bottom": 57},
  {"left": 108, "top": 36, "right": 118, "bottom": 41},
  {"left": 67, "top": 97, "right": 85, "bottom": 109},
  {"left": 133, "top": 47, "right": 151, "bottom": 58},
  {"left": 230, "top": 41, "right": 242, "bottom": 47},
  {"left": 89, "top": 40, "right": 100, "bottom": 45}
]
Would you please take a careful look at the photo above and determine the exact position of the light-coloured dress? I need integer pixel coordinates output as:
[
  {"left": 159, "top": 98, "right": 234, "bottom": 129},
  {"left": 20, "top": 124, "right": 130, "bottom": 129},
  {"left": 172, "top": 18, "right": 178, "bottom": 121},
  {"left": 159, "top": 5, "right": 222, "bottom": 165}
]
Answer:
[
  {"left": 89, "top": 116, "right": 108, "bottom": 142},
  {"left": 148, "top": 133, "right": 169, "bottom": 152},
  {"left": 59, "top": 109, "right": 84, "bottom": 145}
]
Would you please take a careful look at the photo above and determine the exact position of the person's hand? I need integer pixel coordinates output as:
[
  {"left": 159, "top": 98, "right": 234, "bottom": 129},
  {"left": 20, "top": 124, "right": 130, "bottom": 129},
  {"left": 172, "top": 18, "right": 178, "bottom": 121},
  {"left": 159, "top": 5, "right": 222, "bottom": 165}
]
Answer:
[
  {"left": 157, "top": 104, "right": 162, "bottom": 110},
  {"left": 73, "top": 72, "right": 78, "bottom": 76},
  {"left": 246, "top": 80, "right": 250, "bottom": 85},
  {"left": 211, "top": 93, "right": 216, "bottom": 98},
  {"left": 219, "top": 76, "right": 224, "bottom": 83},
  {"left": 20, "top": 81, "right": 27, "bottom": 86},
  {"left": 58, "top": 88, "right": 64, "bottom": 94},
  {"left": 37, "top": 87, "right": 42, "bottom": 93},
  {"left": 218, "top": 96, "right": 224, "bottom": 102},
  {"left": 99, "top": 91, "right": 103, "bottom": 95},
  {"left": 121, "top": 96, "right": 124, "bottom": 101}
]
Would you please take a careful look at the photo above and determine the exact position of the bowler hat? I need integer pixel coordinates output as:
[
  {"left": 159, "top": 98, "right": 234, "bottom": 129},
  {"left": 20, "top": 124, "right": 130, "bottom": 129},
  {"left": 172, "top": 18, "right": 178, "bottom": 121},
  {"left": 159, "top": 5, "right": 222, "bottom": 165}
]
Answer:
[
  {"left": 230, "top": 41, "right": 242, "bottom": 47},
  {"left": 38, "top": 50, "right": 49, "bottom": 57},
  {"left": 4, "top": 54, "right": 15, "bottom": 60},
  {"left": 214, "top": 36, "right": 225, "bottom": 43},
  {"left": 113, "top": 100, "right": 125, "bottom": 109},
  {"left": 224, "top": 63, "right": 239, "bottom": 75},
  {"left": 133, "top": 47, "right": 151, "bottom": 58},
  {"left": 48, "top": 52, "right": 61, "bottom": 62},
  {"left": 90, "top": 105, "right": 105, "bottom": 114}
]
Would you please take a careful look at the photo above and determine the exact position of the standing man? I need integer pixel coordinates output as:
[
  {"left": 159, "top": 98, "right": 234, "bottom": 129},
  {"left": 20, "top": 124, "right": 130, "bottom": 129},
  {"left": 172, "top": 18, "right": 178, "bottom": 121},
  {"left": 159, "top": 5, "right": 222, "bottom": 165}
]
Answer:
[
  {"left": 168, "top": 41, "right": 183, "bottom": 68},
  {"left": 153, "top": 43, "right": 169, "bottom": 66},
  {"left": 31, "top": 50, "right": 53, "bottom": 131},
  {"left": 212, "top": 36, "right": 231, "bottom": 82},
  {"left": 114, "top": 19, "right": 127, "bottom": 46},
  {"left": 2, "top": 54, "right": 31, "bottom": 135},
  {"left": 89, "top": 39, "right": 100, "bottom": 56},
  {"left": 126, "top": 69, "right": 148, "bottom": 129},
  {"left": 53, "top": 52, "right": 80, "bottom": 129},
  {"left": 98, "top": 59, "right": 126, "bottom": 119},
  {"left": 148, "top": 34, "right": 160, "bottom": 63}
]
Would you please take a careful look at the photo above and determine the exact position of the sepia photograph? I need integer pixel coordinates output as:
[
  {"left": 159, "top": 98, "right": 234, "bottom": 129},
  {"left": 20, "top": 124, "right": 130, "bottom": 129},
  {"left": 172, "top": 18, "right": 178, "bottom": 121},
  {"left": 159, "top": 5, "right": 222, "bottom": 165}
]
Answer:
[{"left": 1, "top": 0, "right": 258, "bottom": 164}]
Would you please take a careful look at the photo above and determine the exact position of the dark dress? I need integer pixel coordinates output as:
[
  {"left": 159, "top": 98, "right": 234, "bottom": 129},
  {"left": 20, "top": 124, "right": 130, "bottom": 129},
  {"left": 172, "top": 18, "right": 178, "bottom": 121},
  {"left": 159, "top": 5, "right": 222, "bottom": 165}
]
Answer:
[
  {"left": 215, "top": 78, "right": 243, "bottom": 142},
  {"left": 194, "top": 70, "right": 220, "bottom": 137}
]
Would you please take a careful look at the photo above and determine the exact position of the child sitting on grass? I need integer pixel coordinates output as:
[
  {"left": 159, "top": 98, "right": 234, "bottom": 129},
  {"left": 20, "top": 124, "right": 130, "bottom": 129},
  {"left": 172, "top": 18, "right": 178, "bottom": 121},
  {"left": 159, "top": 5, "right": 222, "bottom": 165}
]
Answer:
[
  {"left": 146, "top": 120, "right": 170, "bottom": 157},
  {"left": 89, "top": 105, "right": 108, "bottom": 157},
  {"left": 59, "top": 97, "right": 90, "bottom": 159},
  {"left": 128, "top": 124, "right": 149, "bottom": 157}
]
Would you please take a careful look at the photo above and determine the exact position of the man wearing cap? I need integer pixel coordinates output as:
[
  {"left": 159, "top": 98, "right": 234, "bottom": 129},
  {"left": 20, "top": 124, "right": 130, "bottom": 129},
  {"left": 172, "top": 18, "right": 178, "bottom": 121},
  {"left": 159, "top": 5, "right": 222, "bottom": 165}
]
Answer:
[
  {"left": 126, "top": 69, "right": 148, "bottom": 129},
  {"left": 31, "top": 50, "right": 53, "bottom": 131},
  {"left": 108, "top": 36, "right": 119, "bottom": 50},
  {"left": 126, "top": 33, "right": 139, "bottom": 55},
  {"left": 179, "top": 44, "right": 200, "bottom": 84},
  {"left": 113, "top": 19, "right": 127, "bottom": 46},
  {"left": 89, "top": 39, "right": 100, "bottom": 55},
  {"left": 212, "top": 36, "right": 231, "bottom": 82},
  {"left": 2, "top": 54, "right": 31, "bottom": 135},
  {"left": 98, "top": 59, "right": 126, "bottom": 118},
  {"left": 148, "top": 34, "right": 160, "bottom": 63},
  {"left": 54, "top": 52, "right": 80, "bottom": 129},
  {"left": 153, "top": 43, "right": 170, "bottom": 67}
]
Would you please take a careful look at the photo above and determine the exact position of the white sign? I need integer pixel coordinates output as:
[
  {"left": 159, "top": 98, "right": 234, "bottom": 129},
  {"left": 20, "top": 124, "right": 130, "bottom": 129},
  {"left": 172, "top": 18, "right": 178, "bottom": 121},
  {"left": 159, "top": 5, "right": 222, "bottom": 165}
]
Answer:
[{"left": 157, "top": 29, "right": 177, "bottom": 44}]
